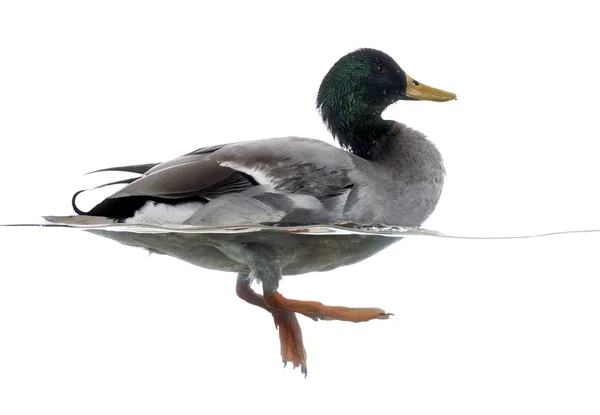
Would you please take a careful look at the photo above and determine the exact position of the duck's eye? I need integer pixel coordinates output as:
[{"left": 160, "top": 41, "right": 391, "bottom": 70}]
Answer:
[
  {"left": 412, "top": 80, "right": 420, "bottom": 86},
  {"left": 375, "top": 65, "right": 385, "bottom": 74}
]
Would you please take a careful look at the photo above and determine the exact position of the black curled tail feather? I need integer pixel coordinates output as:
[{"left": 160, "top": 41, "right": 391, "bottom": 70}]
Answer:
[
  {"left": 71, "top": 190, "right": 89, "bottom": 215},
  {"left": 71, "top": 177, "right": 139, "bottom": 216}
]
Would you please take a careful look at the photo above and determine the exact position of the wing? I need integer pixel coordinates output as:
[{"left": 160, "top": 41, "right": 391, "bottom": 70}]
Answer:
[
  {"left": 78, "top": 137, "right": 359, "bottom": 221},
  {"left": 212, "top": 137, "right": 357, "bottom": 196}
]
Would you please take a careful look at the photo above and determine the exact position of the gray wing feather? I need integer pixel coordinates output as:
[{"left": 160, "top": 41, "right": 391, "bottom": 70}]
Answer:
[
  {"left": 107, "top": 156, "right": 251, "bottom": 200},
  {"left": 100, "top": 137, "right": 357, "bottom": 203},
  {"left": 213, "top": 137, "right": 357, "bottom": 198}
]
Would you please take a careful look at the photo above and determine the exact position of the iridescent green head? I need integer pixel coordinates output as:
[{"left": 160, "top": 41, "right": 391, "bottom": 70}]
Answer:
[{"left": 317, "top": 48, "right": 455, "bottom": 159}]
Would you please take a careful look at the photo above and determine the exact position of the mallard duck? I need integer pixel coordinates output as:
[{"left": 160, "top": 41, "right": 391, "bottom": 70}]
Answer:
[{"left": 46, "top": 48, "right": 455, "bottom": 376}]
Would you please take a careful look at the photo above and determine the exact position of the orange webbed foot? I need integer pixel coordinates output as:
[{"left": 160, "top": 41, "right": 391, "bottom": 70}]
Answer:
[
  {"left": 236, "top": 276, "right": 308, "bottom": 376},
  {"left": 264, "top": 291, "right": 393, "bottom": 323},
  {"left": 272, "top": 310, "right": 307, "bottom": 377}
]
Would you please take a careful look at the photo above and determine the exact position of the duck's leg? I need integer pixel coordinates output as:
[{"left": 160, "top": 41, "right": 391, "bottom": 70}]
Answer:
[
  {"left": 259, "top": 275, "right": 391, "bottom": 323},
  {"left": 235, "top": 274, "right": 307, "bottom": 376}
]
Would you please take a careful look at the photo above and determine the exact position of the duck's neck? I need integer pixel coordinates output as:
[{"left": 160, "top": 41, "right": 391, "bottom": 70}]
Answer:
[{"left": 322, "top": 101, "right": 393, "bottom": 161}]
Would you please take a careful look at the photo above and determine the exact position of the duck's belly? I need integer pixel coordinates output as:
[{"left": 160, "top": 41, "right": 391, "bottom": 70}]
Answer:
[{"left": 88, "top": 229, "right": 399, "bottom": 276}]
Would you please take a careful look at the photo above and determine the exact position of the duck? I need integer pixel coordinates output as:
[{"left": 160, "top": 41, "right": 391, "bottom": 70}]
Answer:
[{"left": 45, "top": 48, "right": 455, "bottom": 376}]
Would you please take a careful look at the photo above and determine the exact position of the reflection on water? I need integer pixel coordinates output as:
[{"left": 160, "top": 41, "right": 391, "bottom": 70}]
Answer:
[
  {"left": 2, "top": 220, "right": 600, "bottom": 277},
  {"left": 4, "top": 220, "right": 600, "bottom": 277}
]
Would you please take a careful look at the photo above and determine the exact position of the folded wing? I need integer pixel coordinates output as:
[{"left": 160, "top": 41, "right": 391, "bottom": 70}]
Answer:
[{"left": 78, "top": 138, "right": 358, "bottom": 224}]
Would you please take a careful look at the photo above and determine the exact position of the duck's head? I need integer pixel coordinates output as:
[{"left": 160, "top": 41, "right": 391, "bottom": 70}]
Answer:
[{"left": 317, "top": 48, "right": 455, "bottom": 159}]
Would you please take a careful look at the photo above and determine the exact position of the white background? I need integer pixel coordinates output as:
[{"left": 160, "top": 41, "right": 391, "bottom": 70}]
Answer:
[{"left": 1, "top": 1, "right": 599, "bottom": 414}]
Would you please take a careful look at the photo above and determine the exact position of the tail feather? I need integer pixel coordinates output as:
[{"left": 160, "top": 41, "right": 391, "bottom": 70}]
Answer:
[
  {"left": 43, "top": 215, "right": 113, "bottom": 225},
  {"left": 72, "top": 177, "right": 139, "bottom": 215},
  {"left": 86, "top": 163, "right": 159, "bottom": 175}
]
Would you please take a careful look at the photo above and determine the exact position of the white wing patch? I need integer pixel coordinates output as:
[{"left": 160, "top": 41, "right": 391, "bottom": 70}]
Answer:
[
  {"left": 125, "top": 201, "right": 204, "bottom": 225},
  {"left": 219, "top": 161, "right": 276, "bottom": 188}
]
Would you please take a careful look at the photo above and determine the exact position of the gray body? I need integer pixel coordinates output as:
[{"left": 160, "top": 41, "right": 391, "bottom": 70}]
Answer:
[
  {"left": 56, "top": 121, "right": 445, "bottom": 293},
  {"left": 120, "top": 122, "right": 445, "bottom": 229}
]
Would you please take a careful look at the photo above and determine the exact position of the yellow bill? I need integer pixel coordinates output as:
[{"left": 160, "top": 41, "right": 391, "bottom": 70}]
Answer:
[{"left": 405, "top": 75, "right": 456, "bottom": 102}]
